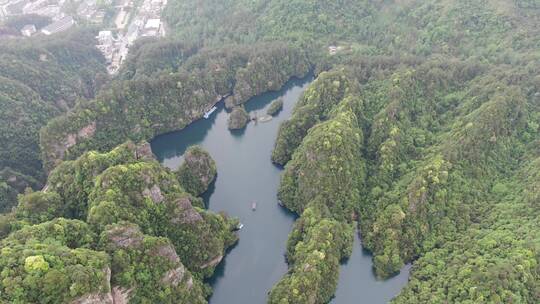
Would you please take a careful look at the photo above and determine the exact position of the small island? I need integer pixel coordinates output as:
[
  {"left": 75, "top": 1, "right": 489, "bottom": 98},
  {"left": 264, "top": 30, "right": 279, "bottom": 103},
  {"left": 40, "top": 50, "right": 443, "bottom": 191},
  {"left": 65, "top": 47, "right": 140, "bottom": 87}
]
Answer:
[
  {"left": 228, "top": 106, "right": 249, "bottom": 130},
  {"left": 177, "top": 145, "right": 217, "bottom": 196},
  {"left": 267, "top": 98, "right": 283, "bottom": 116}
]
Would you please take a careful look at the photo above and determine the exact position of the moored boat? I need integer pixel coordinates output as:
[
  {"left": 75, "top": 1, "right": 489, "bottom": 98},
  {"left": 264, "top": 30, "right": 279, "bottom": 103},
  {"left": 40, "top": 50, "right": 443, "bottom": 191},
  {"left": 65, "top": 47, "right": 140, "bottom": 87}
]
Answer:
[{"left": 203, "top": 106, "right": 218, "bottom": 119}]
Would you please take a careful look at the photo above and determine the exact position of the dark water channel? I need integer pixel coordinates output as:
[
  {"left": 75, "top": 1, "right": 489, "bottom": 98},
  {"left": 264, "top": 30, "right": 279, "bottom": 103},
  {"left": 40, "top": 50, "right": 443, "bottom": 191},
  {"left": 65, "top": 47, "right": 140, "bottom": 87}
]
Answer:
[{"left": 151, "top": 76, "right": 410, "bottom": 304}]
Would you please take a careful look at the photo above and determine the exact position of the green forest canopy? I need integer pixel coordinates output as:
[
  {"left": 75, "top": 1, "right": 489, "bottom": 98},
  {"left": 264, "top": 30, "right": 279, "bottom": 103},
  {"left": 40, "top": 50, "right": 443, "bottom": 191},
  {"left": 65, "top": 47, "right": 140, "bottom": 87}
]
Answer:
[
  {"left": 0, "top": 0, "right": 538, "bottom": 303},
  {"left": 0, "top": 28, "right": 107, "bottom": 212}
]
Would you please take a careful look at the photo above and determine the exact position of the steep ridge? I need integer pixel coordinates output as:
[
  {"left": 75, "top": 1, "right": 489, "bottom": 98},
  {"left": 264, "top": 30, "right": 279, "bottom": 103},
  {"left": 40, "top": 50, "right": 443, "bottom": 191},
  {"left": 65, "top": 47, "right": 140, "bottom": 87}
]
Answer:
[
  {"left": 0, "top": 142, "right": 236, "bottom": 303},
  {"left": 40, "top": 42, "right": 311, "bottom": 171},
  {"left": 0, "top": 28, "right": 107, "bottom": 211},
  {"left": 270, "top": 57, "right": 539, "bottom": 302}
]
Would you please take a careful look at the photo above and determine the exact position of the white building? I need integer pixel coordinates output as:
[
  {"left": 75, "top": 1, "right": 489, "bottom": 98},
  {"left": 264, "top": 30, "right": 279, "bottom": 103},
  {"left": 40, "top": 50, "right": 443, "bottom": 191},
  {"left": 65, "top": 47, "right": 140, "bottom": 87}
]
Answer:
[
  {"left": 142, "top": 18, "right": 161, "bottom": 37},
  {"left": 144, "top": 18, "right": 160, "bottom": 30},
  {"left": 22, "top": 0, "right": 48, "bottom": 14},
  {"left": 96, "top": 30, "right": 115, "bottom": 63},
  {"left": 97, "top": 30, "right": 113, "bottom": 44},
  {"left": 20, "top": 24, "right": 36, "bottom": 36}
]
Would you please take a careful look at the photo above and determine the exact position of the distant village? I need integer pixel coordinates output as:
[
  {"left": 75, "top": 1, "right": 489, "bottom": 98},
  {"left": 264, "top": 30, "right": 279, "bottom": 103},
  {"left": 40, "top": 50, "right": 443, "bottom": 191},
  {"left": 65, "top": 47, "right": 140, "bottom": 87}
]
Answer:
[{"left": 0, "top": 0, "right": 167, "bottom": 73}]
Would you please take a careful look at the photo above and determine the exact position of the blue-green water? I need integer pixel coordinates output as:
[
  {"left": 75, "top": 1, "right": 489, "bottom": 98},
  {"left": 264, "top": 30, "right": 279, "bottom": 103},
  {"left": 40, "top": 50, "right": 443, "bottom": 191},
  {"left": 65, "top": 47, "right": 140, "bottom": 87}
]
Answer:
[{"left": 151, "top": 76, "right": 410, "bottom": 304}]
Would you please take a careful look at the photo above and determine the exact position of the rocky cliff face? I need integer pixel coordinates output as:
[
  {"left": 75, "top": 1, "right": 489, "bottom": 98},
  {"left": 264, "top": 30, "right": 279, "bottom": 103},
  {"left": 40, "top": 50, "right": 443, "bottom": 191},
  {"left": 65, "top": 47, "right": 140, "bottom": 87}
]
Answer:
[
  {"left": 71, "top": 268, "right": 114, "bottom": 304},
  {"left": 0, "top": 141, "right": 236, "bottom": 303},
  {"left": 98, "top": 223, "right": 205, "bottom": 303},
  {"left": 87, "top": 158, "right": 237, "bottom": 273}
]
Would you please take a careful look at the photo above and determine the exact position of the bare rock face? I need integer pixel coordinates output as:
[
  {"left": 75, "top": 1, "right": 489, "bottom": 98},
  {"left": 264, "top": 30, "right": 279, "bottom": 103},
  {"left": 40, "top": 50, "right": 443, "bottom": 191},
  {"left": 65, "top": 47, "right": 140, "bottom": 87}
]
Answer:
[
  {"left": 71, "top": 267, "right": 113, "bottom": 304},
  {"left": 106, "top": 224, "right": 144, "bottom": 249},
  {"left": 49, "top": 121, "right": 97, "bottom": 170},
  {"left": 64, "top": 122, "right": 97, "bottom": 151},
  {"left": 135, "top": 142, "right": 155, "bottom": 160},
  {"left": 78, "top": 122, "right": 97, "bottom": 139},
  {"left": 224, "top": 95, "right": 236, "bottom": 109},
  {"left": 99, "top": 224, "right": 201, "bottom": 303},
  {"left": 142, "top": 184, "right": 164, "bottom": 203},
  {"left": 71, "top": 275, "right": 133, "bottom": 304},
  {"left": 200, "top": 254, "right": 223, "bottom": 269},
  {"left": 171, "top": 197, "right": 203, "bottom": 225},
  {"left": 152, "top": 243, "right": 181, "bottom": 264},
  {"left": 186, "top": 277, "right": 194, "bottom": 289},
  {"left": 161, "top": 265, "right": 186, "bottom": 287},
  {"left": 71, "top": 293, "right": 113, "bottom": 304},
  {"left": 111, "top": 286, "right": 133, "bottom": 304}
]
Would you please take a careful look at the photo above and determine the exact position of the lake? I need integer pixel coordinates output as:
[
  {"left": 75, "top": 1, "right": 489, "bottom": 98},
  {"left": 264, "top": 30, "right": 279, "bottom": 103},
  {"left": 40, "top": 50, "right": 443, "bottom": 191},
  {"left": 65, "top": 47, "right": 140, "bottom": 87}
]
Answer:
[{"left": 151, "top": 76, "right": 410, "bottom": 304}]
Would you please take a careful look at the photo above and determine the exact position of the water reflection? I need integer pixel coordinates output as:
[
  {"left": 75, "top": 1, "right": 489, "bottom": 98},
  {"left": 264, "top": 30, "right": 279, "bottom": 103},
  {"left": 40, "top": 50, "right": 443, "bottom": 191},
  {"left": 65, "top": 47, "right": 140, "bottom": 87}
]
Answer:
[{"left": 151, "top": 75, "right": 410, "bottom": 304}]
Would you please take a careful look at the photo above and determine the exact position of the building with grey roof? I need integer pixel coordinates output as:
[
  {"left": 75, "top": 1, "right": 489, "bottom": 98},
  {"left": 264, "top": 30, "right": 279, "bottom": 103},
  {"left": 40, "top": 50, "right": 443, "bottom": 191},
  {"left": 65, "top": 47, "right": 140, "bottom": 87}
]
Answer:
[{"left": 41, "top": 15, "right": 74, "bottom": 35}]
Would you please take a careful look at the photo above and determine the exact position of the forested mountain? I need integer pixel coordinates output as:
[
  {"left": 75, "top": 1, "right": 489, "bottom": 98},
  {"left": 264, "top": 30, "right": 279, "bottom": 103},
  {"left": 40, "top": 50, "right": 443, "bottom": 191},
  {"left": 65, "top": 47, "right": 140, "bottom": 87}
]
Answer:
[
  {"left": 40, "top": 42, "right": 311, "bottom": 170},
  {"left": 270, "top": 59, "right": 539, "bottom": 303},
  {"left": 0, "top": 142, "right": 236, "bottom": 303},
  {"left": 163, "top": 0, "right": 539, "bottom": 61},
  {"left": 166, "top": 0, "right": 540, "bottom": 302},
  {"left": 0, "top": 28, "right": 107, "bottom": 212},
  {"left": 0, "top": 0, "right": 538, "bottom": 303}
]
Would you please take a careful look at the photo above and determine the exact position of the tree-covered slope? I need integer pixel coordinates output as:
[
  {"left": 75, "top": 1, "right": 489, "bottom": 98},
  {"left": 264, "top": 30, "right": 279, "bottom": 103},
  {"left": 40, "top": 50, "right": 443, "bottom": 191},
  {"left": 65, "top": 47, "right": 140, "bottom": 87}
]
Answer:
[
  {"left": 40, "top": 42, "right": 311, "bottom": 171},
  {"left": 163, "top": 0, "right": 540, "bottom": 62},
  {"left": 1, "top": 0, "right": 538, "bottom": 303},
  {"left": 271, "top": 57, "right": 539, "bottom": 302},
  {"left": 0, "top": 142, "right": 236, "bottom": 303},
  {"left": 0, "top": 28, "right": 107, "bottom": 212},
  {"left": 269, "top": 92, "right": 366, "bottom": 303},
  {"left": 163, "top": 0, "right": 377, "bottom": 46}
]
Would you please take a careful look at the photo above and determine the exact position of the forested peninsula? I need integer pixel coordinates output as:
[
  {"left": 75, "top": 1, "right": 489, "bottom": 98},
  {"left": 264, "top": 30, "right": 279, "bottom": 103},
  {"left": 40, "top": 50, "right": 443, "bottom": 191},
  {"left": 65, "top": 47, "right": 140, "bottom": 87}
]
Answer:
[{"left": 0, "top": 0, "right": 538, "bottom": 303}]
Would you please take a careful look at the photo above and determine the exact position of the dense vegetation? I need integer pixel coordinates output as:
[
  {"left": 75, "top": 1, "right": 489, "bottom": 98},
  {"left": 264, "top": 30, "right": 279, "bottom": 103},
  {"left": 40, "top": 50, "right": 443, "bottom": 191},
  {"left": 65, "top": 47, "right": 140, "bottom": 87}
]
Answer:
[
  {"left": 269, "top": 73, "right": 365, "bottom": 302},
  {"left": 269, "top": 206, "right": 353, "bottom": 303},
  {"left": 271, "top": 58, "right": 540, "bottom": 302},
  {"left": 163, "top": 0, "right": 540, "bottom": 63},
  {"left": 162, "top": 0, "right": 377, "bottom": 47},
  {"left": 266, "top": 98, "right": 283, "bottom": 116},
  {"left": 272, "top": 69, "right": 355, "bottom": 165},
  {"left": 0, "top": 28, "right": 107, "bottom": 211},
  {"left": 0, "top": 0, "right": 538, "bottom": 303},
  {"left": 0, "top": 142, "right": 236, "bottom": 303},
  {"left": 227, "top": 106, "right": 250, "bottom": 130},
  {"left": 40, "top": 42, "right": 311, "bottom": 171},
  {"left": 176, "top": 145, "right": 217, "bottom": 196}
]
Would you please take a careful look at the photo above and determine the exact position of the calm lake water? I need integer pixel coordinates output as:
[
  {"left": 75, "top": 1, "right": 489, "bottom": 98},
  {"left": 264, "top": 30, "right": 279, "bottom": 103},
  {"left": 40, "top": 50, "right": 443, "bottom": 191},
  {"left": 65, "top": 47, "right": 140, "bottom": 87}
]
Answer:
[{"left": 151, "top": 76, "right": 410, "bottom": 304}]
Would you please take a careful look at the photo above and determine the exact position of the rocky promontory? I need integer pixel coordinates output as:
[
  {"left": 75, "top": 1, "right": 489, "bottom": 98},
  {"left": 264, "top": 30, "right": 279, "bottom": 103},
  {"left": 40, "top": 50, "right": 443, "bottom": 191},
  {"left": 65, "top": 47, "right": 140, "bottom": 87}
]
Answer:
[
  {"left": 227, "top": 106, "right": 249, "bottom": 130},
  {"left": 177, "top": 146, "right": 217, "bottom": 196}
]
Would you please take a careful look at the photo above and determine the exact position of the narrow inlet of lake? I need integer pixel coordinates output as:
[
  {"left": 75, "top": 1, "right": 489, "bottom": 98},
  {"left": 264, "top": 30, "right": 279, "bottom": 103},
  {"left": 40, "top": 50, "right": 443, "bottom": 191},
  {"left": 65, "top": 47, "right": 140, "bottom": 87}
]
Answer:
[{"left": 151, "top": 75, "right": 410, "bottom": 304}]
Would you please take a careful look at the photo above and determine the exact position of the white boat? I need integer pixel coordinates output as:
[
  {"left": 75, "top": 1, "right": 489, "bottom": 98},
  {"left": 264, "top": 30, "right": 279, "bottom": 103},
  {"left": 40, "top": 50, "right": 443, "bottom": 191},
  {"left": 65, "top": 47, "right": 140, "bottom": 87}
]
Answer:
[
  {"left": 203, "top": 106, "right": 217, "bottom": 119},
  {"left": 237, "top": 223, "right": 244, "bottom": 230}
]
